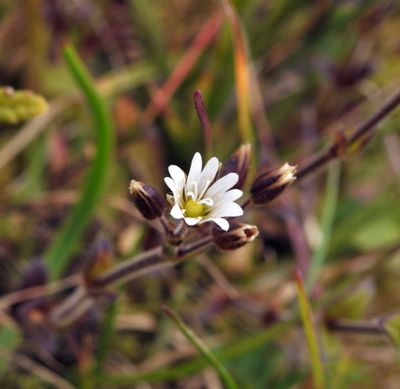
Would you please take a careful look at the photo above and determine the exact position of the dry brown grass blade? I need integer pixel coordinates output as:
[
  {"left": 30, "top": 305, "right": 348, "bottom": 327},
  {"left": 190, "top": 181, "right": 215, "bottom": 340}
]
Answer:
[{"left": 143, "top": 11, "right": 224, "bottom": 124}]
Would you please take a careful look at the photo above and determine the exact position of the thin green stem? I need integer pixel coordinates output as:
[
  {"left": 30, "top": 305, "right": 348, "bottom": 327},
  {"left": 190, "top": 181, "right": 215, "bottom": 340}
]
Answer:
[
  {"left": 295, "top": 270, "right": 325, "bottom": 389},
  {"left": 96, "top": 320, "right": 291, "bottom": 385},
  {"left": 163, "top": 306, "right": 239, "bottom": 389},
  {"left": 307, "top": 162, "right": 341, "bottom": 289},
  {"left": 95, "top": 300, "right": 118, "bottom": 373},
  {"left": 45, "top": 45, "right": 114, "bottom": 280}
]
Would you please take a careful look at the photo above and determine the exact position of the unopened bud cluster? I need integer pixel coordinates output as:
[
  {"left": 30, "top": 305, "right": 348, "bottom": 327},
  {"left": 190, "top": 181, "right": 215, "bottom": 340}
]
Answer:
[{"left": 250, "top": 163, "right": 297, "bottom": 204}]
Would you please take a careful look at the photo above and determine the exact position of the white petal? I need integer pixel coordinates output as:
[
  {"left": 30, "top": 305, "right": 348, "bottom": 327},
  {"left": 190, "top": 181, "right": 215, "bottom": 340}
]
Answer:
[
  {"left": 186, "top": 153, "right": 202, "bottom": 195},
  {"left": 168, "top": 165, "right": 186, "bottom": 185},
  {"left": 205, "top": 173, "right": 239, "bottom": 198},
  {"left": 213, "top": 189, "right": 243, "bottom": 204},
  {"left": 164, "top": 177, "right": 176, "bottom": 193},
  {"left": 170, "top": 204, "right": 184, "bottom": 219},
  {"left": 165, "top": 176, "right": 184, "bottom": 205},
  {"left": 198, "top": 157, "right": 219, "bottom": 197},
  {"left": 208, "top": 217, "right": 229, "bottom": 231},
  {"left": 209, "top": 202, "right": 243, "bottom": 218},
  {"left": 184, "top": 217, "right": 201, "bottom": 226}
]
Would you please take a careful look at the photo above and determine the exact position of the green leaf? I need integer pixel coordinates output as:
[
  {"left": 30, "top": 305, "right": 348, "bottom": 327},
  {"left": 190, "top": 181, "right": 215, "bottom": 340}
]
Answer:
[
  {"left": 295, "top": 270, "right": 325, "bottom": 389},
  {"left": 0, "top": 324, "right": 21, "bottom": 377},
  {"left": 45, "top": 45, "right": 114, "bottom": 280}
]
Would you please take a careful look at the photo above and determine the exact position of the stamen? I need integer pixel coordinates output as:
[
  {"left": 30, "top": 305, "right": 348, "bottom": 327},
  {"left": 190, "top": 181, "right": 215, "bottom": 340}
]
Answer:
[
  {"left": 199, "top": 198, "right": 213, "bottom": 206},
  {"left": 187, "top": 191, "right": 196, "bottom": 200}
]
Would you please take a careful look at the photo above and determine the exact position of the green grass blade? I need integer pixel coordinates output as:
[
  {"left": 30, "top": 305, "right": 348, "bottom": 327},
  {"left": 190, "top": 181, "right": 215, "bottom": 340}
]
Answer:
[
  {"left": 96, "top": 320, "right": 291, "bottom": 385},
  {"left": 0, "top": 324, "right": 21, "bottom": 378},
  {"left": 45, "top": 45, "right": 114, "bottom": 280},
  {"left": 95, "top": 300, "right": 118, "bottom": 372},
  {"left": 295, "top": 270, "right": 325, "bottom": 389},
  {"left": 307, "top": 162, "right": 341, "bottom": 289},
  {"left": 129, "top": 0, "right": 167, "bottom": 74},
  {"left": 163, "top": 306, "right": 240, "bottom": 389}
]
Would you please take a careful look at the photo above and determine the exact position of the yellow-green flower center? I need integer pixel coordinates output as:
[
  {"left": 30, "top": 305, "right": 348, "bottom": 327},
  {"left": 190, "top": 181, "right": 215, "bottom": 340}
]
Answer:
[{"left": 184, "top": 199, "right": 205, "bottom": 218}]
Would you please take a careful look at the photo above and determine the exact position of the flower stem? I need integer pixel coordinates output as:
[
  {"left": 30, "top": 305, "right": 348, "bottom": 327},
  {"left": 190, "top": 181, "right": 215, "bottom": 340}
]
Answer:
[
  {"left": 92, "top": 247, "right": 167, "bottom": 287},
  {"left": 92, "top": 237, "right": 213, "bottom": 288},
  {"left": 325, "top": 318, "right": 383, "bottom": 335},
  {"left": 175, "top": 236, "right": 213, "bottom": 258},
  {"left": 163, "top": 306, "right": 240, "bottom": 389},
  {"left": 297, "top": 88, "right": 400, "bottom": 180}
]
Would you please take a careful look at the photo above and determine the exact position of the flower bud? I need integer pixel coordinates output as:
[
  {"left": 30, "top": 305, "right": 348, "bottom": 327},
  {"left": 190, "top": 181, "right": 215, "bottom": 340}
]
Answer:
[
  {"left": 212, "top": 221, "right": 259, "bottom": 251},
  {"left": 220, "top": 144, "right": 251, "bottom": 190},
  {"left": 129, "top": 180, "right": 166, "bottom": 220},
  {"left": 250, "top": 163, "right": 296, "bottom": 204}
]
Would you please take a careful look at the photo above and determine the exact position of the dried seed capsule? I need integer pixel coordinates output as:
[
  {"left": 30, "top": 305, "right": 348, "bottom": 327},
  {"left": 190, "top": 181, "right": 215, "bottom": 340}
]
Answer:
[
  {"left": 129, "top": 179, "right": 166, "bottom": 220},
  {"left": 250, "top": 163, "right": 296, "bottom": 204},
  {"left": 220, "top": 143, "right": 251, "bottom": 189},
  {"left": 212, "top": 221, "right": 259, "bottom": 251}
]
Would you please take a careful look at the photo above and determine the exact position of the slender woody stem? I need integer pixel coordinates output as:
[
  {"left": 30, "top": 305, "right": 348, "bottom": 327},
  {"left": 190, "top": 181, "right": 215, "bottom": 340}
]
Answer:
[
  {"left": 49, "top": 286, "right": 91, "bottom": 326},
  {"left": 325, "top": 318, "right": 383, "bottom": 335},
  {"left": 175, "top": 236, "right": 213, "bottom": 258},
  {"left": 0, "top": 274, "right": 82, "bottom": 310},
  {"left": 92, "top": 237, "right": 213, "bottom": 288},
  {"left": 93, "top": 246, "right": 166, "bottom": 287},
  {"left": 297, "top": 88, "right": 400, "bottom": 180}
]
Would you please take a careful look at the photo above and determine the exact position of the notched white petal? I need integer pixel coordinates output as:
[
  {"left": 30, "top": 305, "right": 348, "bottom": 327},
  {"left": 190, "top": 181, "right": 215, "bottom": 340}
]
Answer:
[
  {"left": 208, "top": 217, "right": 229, "bottom": 231},
  {"left": 210, "top": 202, "right": 243, "bottom": 218},
  {"left": 187, "top": 152, "right": 202, "bottom": 186},
  {"left": 213, "top": 188, "right": 243, "bottom": 204},
  {"left": 205, "top": 173, "right": 239, "bottom": 198},
  {"left": 198, "top": 157, "right": 219, "bottom": 195},
  {"left": 170, "top": 204, "right": 184, "bottom": 219},
  {"left": 164, "top": 177, "right": 176, "bottom": 192},
  {"left": 184, "top": 217, "right": 201, "bottom": 226},
  {"left": 168, "top": 165, "right": 186, "bottom": 184}
]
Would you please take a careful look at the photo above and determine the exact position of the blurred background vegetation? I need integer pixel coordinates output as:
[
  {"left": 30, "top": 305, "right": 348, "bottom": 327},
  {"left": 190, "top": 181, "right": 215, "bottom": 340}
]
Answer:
[{"left": 0, "top": 0, "right": 400, "bottom": 388}]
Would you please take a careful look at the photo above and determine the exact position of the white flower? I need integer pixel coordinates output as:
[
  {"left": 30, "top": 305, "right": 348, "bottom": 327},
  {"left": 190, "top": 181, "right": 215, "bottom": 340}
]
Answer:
[{"left": 164, "top": 152, "right": 243, "bottom": 231}]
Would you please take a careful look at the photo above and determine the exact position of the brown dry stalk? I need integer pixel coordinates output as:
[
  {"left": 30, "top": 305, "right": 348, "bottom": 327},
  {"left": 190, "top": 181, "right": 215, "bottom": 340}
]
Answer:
[{"left": 297, "top": 88, "right": 400, "bottom": 180}]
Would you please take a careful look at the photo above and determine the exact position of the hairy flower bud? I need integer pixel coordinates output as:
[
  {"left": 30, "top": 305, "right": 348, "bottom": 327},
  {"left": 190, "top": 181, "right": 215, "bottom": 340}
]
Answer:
[
  {"left": 220, "top": 144, "right": 251, "bottom": 190},
  {"left": 250, "top": 163, "right": 296, "bottom": 204},
  {"left": 212, "top": 221, "right": 259, "bottom": 251},
  {"left": 129, "top": 180, "right": 166, "bottom": 220}
]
